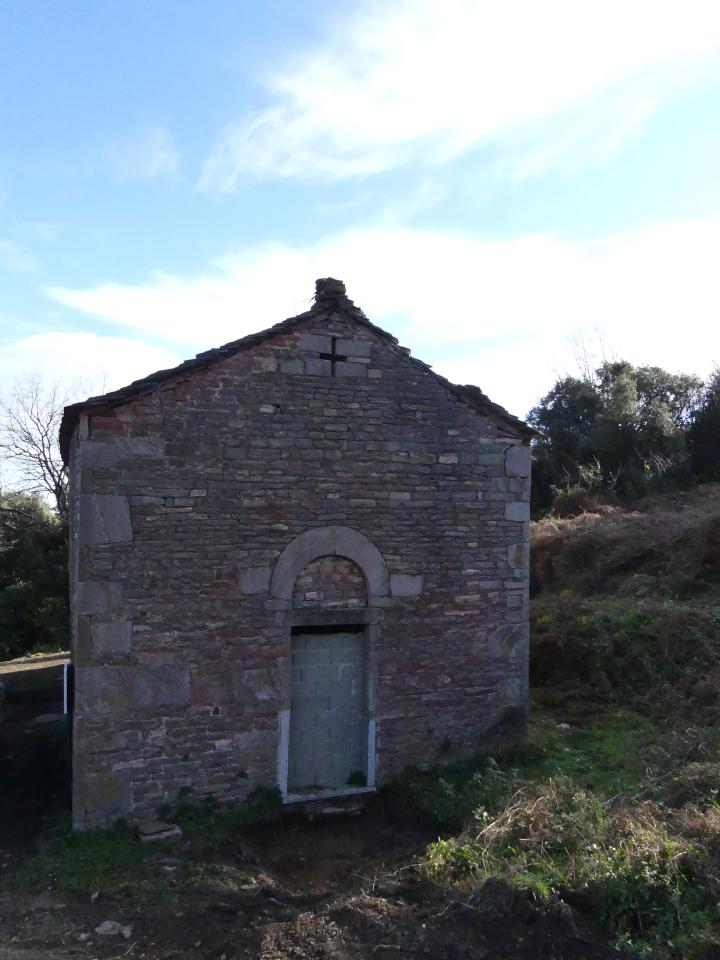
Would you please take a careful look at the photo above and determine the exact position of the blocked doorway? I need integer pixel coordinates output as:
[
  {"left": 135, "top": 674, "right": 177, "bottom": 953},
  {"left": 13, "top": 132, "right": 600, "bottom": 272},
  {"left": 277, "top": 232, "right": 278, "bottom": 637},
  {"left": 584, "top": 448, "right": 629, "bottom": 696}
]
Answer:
[{"left": 288, "top": 625, "right": 368, "bottom": 793}]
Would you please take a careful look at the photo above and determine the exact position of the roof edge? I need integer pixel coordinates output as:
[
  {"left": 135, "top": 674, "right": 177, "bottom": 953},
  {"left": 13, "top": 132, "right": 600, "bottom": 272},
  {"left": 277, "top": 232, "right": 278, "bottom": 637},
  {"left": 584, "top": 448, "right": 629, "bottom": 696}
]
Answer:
[{"left": 60, "top": 285, "right": 536, "bottom": 462}]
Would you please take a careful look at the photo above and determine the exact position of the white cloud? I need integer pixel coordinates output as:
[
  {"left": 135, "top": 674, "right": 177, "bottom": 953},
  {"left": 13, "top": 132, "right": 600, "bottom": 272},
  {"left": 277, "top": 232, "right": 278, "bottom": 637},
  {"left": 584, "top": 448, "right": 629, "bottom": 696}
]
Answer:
[
  {"left": 114, "top": 126, "right": 180, "bottom": 183},
  {"left": 199, "top": 0, "right": 720, "bottom": 187},
  {"left": 0, "top": 332, "right": 181, "bottom": 403},
  {"left": 47, "top": 217, "right": 720, "bottom": 418}
]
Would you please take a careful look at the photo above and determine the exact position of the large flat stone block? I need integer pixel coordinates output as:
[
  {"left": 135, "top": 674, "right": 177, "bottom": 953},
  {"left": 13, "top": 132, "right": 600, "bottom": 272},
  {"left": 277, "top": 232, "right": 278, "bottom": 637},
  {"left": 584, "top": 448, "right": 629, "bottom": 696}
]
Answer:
[
  {"left": 508, "top": 542, "right": 530, "bottom": 569},
  {"left": 76, "top": 581, "right": 122, "bottom": 616},
  {"left": 78, "top": 442, "right": 117, "bottom": 469},
  {"left": 389, "top": 573, "right": 424, "bottom": 597},
  {"left": 75, "top": 665, "right": 191, "bottom": 717},
  {"left": 91, "top": 620, "right": 133, "bottom": 656},
  {"left": 73, "top": 764, "right": 132, "bottom": 829},
  {"left": 488, "top": 622, "right": 529, "bottom": 657},
  {"left": 299, "top": 333, "right": 332, "bottom": 353},
  {"left": 239, "top": 566, "right": 272, "bottom": 594},
  {"left": 505, "top": 501, "right": 530, "bottom": 522},
  {"left": 79, "top": 495, "right": 132, "bottom": 544},
  {"left": 335, "top": 361, "right": 367, "bottom": 378},
  {"left": 336, "top": 338, "right": 371, "bottom": 358},
  {"left": 505, "top": 445, "right": 531, "bottom": 477}
]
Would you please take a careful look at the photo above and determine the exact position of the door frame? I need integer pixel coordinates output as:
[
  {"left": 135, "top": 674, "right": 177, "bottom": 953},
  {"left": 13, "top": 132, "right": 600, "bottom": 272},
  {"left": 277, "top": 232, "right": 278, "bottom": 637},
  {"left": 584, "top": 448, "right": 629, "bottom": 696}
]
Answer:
[{"left": 277, "top": 607, "right": 379, "bottom": 801}]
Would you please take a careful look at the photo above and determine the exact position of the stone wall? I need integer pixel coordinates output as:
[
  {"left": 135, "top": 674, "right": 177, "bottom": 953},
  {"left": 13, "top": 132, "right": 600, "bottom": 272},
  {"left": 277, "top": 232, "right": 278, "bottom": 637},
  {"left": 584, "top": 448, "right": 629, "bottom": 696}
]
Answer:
[{"left": 69, "top": 304, "right": 531, "bottom": 828}]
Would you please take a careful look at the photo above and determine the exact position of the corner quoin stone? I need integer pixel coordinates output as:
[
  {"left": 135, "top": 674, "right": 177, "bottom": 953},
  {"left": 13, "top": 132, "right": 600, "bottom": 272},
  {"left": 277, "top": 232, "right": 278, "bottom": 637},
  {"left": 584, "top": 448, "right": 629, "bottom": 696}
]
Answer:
[
  {"left": 79, "top": 494, "right": 132, "bottom": 544},
  {"left": 505, "top": 501, "right": 530, "bottom": 522},
  {"left": 91, "top": 620, "right": 132, "bottom": 657},
  {"left": 75, "top": 665, "right": 191, "bottom": 717},
  {"left": 75, "top": 581, "right": 122, "bottom": 616},
  {"left": 505, "top": 444, "right": 531, "bottom": 478}
]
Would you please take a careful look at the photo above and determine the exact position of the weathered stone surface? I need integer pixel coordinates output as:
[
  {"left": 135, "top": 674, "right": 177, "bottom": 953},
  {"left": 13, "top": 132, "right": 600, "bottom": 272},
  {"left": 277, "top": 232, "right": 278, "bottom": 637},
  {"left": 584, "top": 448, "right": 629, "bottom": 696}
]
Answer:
[
  {"left": 78, "top": 442, "right": 117, "bottom": 469},
  {"left": 299, "top": 333, "right": 332, "bottom": 353},
  {"left": 488, "top": 622, "right": 529, "bottom": 657},
  {"left": 76, "top": 581, "right": 122, "bottom": 616},
  {"left": 305, "top": 358, "right": 332, "bottom": 376},
  {"left": 389, "top": 573, "right": 424, "bottom": 597},
  {"left": 91, "top": 620, "right": 132, "bottom": 656},
  {"left": 505, "top": 444, "right": 531, "bottom": 477},
  {"left": 75, "top": 665, "right": 191, "bottom": 716},
  {"left": 336, "top": 338, "right": 371, "bottom": 358},
  {"left": 505, "top": 501, "right": 530, "bottom": 522},
  {"left": 508, "top": 542, "right": 530, "bottom": 569},
  {"left": 334, "top": 360, "right": 367, "bottom": 377},
  {"left": 79, "top": 495, "right": 132, "bottom": 544},
  {"left": 136, "top": 819, "right": 182, "bottom": 842},
  {"left": 239, "top": 566, "right": 272, "bottom": 594},
  {"left": 73, "top": 763, "right": 132, "bottom": 829}
]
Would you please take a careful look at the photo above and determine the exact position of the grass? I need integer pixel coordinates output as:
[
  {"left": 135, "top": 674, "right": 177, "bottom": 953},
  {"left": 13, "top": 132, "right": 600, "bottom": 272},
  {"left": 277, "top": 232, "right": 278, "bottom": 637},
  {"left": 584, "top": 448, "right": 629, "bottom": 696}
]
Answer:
[
  {"left": 13, "top": 820, "right": 156, "bottom": 898},
  {"left": 406, "top": 488, "right": 720, "bottom": 959},
  {"left": 8, "top": 787, "right": 283, "bottom": 899},
  {"left": 405, "top": 707, "right": 720, "bottom": 958}
]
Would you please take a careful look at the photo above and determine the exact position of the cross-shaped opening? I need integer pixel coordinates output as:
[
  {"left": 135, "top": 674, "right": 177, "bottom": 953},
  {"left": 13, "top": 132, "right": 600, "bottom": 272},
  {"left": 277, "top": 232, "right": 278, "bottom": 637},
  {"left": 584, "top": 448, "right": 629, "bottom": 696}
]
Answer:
[{"left": 318, "top": 337, "right": 349, "bottom": 376}]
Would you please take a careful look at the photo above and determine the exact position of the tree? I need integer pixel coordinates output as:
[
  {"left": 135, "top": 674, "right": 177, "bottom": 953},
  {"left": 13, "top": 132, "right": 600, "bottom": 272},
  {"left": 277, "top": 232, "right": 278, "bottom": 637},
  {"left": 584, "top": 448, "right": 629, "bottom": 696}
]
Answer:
[
  {"left": 689, "top": 368, "right": 720, "bottom": 479},
  {"left": 0, "top": 490, "right": 68, "bottom": 659},
  {"left": 0, "top": 375, "right": 69, "bottom": 519},
  {"left": 529, "top": 361, "right": 704, "bottom": 510}
]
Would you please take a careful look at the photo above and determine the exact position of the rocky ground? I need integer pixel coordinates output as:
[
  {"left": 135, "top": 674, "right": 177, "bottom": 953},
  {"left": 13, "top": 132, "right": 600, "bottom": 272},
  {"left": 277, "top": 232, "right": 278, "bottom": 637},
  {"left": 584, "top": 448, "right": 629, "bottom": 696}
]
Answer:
[
  {"left": 0, "top": 677, "right": 619, "bottom": 960},
  {"left": 0, "top": 806, "right": 621, "bottom": 960}
]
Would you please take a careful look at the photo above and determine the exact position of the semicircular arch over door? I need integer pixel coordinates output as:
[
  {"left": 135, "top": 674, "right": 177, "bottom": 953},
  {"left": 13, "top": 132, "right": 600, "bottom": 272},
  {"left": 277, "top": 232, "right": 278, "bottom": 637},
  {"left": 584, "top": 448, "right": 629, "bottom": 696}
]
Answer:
[{"left": 272, "top": 526, "right": 386, "bottom": 799}]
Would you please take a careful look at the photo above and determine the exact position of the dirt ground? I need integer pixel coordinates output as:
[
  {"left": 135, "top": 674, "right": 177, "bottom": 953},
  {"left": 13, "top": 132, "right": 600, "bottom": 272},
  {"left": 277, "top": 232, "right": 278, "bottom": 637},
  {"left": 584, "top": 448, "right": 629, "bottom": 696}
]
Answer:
[
  {"left": 0, "top": 806, "right": 623, "bottom": 960},
  {"left": 0, "top": 656, "right": 621, "bottom": 960}
]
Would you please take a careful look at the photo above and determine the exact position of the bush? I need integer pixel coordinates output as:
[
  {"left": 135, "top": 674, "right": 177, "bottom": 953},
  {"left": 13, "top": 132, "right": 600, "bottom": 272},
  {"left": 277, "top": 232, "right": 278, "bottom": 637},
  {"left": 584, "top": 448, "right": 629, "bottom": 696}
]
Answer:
[
  {"left": 425, "top": 776, "right": 714, "bottom": 957},
  {"left": 0, "top": 491, "right": 68, "bottom": 660}
]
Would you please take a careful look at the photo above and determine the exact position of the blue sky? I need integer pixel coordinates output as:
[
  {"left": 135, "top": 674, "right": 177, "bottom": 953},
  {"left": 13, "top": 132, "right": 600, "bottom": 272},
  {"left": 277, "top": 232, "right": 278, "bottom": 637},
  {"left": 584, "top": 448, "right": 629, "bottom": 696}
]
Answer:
[{"left": 2, "top": 0, "right": 720, "bottom": 421}]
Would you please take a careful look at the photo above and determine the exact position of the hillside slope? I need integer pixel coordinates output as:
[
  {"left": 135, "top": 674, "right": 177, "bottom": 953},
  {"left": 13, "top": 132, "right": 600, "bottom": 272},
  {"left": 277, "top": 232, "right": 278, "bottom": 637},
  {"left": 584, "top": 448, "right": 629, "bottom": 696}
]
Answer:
[{"left": 531, "top": 483, "right": 720, "bottom": 715}]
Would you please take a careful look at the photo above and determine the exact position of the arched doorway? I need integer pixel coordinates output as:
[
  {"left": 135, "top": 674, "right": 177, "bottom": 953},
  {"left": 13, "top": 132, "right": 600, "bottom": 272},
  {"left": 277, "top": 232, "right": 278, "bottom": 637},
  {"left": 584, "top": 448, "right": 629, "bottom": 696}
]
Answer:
[
  {"left": 270, "top": 527, "right": 388, "bottom": 799},
  {"left": 289, "top": 556, "right": 368, "bottom": 792}
]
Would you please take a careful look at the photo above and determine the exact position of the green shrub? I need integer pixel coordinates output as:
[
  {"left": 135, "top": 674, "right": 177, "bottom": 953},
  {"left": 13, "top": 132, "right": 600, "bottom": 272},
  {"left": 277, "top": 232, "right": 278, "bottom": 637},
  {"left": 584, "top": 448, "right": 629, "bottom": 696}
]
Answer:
[{"left": 425, "top": 776, "right": 715, "bottom": 957}]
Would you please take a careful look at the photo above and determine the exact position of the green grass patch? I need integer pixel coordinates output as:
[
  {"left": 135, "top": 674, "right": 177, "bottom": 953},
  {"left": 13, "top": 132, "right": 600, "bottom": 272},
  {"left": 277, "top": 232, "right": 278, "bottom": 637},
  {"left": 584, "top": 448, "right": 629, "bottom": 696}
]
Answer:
[
  {"left": 169, "top": 786, "right": 283, "bottom": 849},
  {"left": 406, "top": 708, "right": 720, "bottom": 958},
  {"left": 12, "top": 821, "right": 155, "bottom": 897},
  {"left": 424, "top": 776, "right": 715, "bottom": 958},
  {"left": 8, "top": 788, "right": 283, "bottom": 898}
]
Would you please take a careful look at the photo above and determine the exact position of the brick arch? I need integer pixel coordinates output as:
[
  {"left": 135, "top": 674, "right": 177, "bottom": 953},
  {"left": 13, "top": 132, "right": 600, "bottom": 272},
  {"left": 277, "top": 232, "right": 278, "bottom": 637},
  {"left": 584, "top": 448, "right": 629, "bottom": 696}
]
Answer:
[
  {"left": 292, "top": 556, "right": 368, "bottom": 608},
  {"left": 270, "top": 526, "right": 389, "bottom": 600}
]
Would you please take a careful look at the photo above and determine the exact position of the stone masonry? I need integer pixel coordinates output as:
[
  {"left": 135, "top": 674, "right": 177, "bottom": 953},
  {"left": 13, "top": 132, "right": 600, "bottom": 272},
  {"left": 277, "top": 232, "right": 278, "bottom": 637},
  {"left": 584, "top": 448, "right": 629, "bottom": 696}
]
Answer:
[{"left": 61, "top": 277, "right": 535, "bottom": 829}]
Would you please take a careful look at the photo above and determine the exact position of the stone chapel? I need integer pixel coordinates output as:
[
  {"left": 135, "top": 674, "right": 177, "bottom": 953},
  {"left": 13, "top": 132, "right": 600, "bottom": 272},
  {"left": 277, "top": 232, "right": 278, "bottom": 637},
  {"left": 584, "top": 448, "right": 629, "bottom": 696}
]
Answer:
[{"left": 60, "top": 278, "right": 534, "bottom": 829}]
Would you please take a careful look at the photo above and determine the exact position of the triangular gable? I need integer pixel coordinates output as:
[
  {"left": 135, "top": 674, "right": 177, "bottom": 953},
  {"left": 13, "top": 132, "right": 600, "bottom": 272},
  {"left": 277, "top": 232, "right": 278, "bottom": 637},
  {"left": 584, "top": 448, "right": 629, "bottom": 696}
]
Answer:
[{"left": 59, "top": 278, "right": 536, "bottom": 462}]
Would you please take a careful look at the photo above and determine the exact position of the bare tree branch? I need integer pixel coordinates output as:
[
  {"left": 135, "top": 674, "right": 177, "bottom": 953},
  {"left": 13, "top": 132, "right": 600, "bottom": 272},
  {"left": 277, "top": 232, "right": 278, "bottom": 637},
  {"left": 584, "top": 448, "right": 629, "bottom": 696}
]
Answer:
[{"left": 0, "top": 373, "right": 73, "bottom": 520}]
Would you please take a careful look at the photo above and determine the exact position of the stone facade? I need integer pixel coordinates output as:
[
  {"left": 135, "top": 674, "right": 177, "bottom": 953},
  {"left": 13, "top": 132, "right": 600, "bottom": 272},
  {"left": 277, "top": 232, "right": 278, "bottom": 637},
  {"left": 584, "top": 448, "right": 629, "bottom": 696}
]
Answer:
[{"left": 61, "top": 278, "right": 534, "bottom": 829}]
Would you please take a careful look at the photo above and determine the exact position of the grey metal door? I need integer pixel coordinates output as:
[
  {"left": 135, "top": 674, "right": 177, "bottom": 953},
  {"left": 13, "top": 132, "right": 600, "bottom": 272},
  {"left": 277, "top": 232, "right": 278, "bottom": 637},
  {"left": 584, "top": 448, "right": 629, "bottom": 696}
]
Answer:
[{"left": 288, "top": 629, "right": 366, "bottom": 791}]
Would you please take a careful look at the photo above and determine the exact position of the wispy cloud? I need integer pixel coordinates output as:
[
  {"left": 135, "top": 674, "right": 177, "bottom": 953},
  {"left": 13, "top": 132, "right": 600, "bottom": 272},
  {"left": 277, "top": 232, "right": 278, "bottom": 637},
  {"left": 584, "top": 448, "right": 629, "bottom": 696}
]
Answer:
[
  {"left": 199, "top": 0, "right": 720, "bottom": 188},
  {"left": 0, "top": 332, "right": 180, "bottom": 399},
  {"left": 113, "top": 126, "right": 180, "bottom": 183},
  {"left": 0, "top": 238, "right": 40, "bottom": 272},
  {"left": 47, "top": 217, "right": 720, "bottom": 417}
]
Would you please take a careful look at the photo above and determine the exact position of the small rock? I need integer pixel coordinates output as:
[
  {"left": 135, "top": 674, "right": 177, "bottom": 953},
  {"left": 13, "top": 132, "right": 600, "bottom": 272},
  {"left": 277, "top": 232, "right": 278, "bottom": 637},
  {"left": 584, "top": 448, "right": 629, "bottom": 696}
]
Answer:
[
  {"left": 90, "top": 891, "right": 100, "bottom": 902},
  {"left": 78, "top": 933, "right": 90, "bottom": 942},
  {"left": 34, "top": 713, "right": 65, "bottom": 725},
  {"left": 136, "top": 819, "right": 182, "bottom": 843},
  {"left": 95, "top": 920, "right": 125, "bottom": 936}
]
